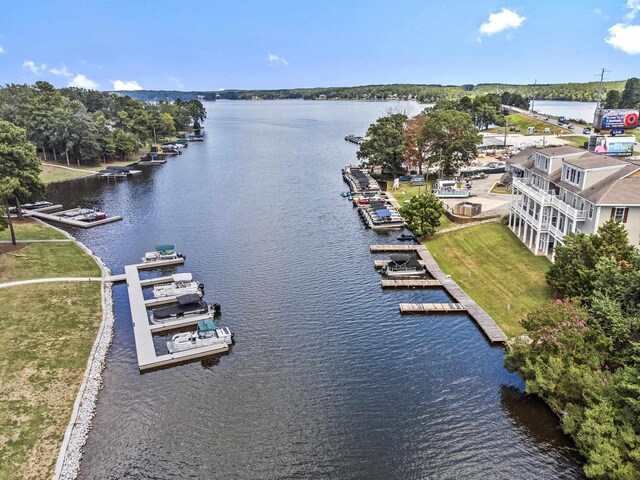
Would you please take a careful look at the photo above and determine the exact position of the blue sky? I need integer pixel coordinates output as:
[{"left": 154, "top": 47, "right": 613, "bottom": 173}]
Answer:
[{"left": 0, "top": 0, "right": 639, "bottom": 91}]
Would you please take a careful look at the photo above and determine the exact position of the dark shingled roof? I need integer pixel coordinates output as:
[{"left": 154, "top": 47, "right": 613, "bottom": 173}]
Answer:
[
  {"left": 564, "top": 152, "right": 628, "bottom": 170},
  {"left": 507, "top": 147, "right": 536, "bottom": 166},
  {"left": 580, "top": 165, "right": 640, "bottom": 205},
  {"left": 535, "top": 146, "right": 585, "bottom": 157}
]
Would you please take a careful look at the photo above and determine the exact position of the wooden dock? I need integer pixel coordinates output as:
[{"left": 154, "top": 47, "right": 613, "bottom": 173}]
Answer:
[
  {"left": 25, "top": 208, "right": 123, "bottom": 228},
  {"left": 381, "top": 279, "right": 442, "bottom": 288},
  {"left": 373, "top": 244, "right": 508, "bottom": 343},
  {"left": 124, "top": 263, "right": 227, "bottom": 372},
  {"left": 106, "top": 258, "right": 185, "bottom": 283},
  {"left": 400, "top": 303, "right": 466, "bottom": 313}
]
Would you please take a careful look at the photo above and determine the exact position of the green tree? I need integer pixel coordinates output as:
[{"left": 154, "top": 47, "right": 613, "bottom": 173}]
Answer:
[
  {"left": 0, "top": 119, "right": 45, "bottom": 244},
  {"left": 398, "top": 192, "right": 444, "bottom": 237},
  {"left": 112, "top": 129, "right": 139, "bottom": 160},
  {"left": 421, "top": 110, "right": 480, "bottom": 176},
  {"left": 619, "top": 78, "right": 640, "bottom": 109},
  {"left": 604, "top": 90, "right": 622, "bottom": 109},
  {"left": 357, "top": 113, "right": 407, "bottom": 173},
  {"left": 160, "top": 112, "right": 177, "bottom": 139}
]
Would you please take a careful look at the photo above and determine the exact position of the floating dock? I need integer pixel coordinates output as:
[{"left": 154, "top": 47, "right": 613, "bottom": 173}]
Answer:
[
  {"left": 400, "top": 303, "right": 466, "bottom": 313},
  {"left": 25, "top": 208, "right": 122, "bottom": 228},
  {"left": 124, "top": 263, "right": 227, "bottom": 372},
  {"left": 372, "top": 244, "right": 508, "bottom": 343},
  {"left": 381, "top": 279, "right": 442, "bottom": 288}
]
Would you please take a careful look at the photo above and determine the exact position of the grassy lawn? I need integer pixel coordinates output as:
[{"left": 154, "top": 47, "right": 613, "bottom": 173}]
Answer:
[
  {"left": 560, "top": 135, "right": 588, "bottom": 149},
  {"left": 40, "top": 159, "right": 137, "bottom": 184},
  {"left": 425, "top": 222, "right": 553, "bottom": 336},
  {"left": 0, "top": 242, "right": 101, "bottom": 282},
  {"left": 0, "top": 219, "right": 66, "bottom": 241},
  {"left": 483, "top": 113, "right": 570, "bottom": 136},
  {"left": 0, "top": 221, "right": 103, "bottom": 479},
  {"left": 388, "top": 182, "right": 453, "bottom": 231},
  {"left": 0, "top": 282, "right": 102, "bottom": 480},
  {"left": 489, "top": 183, "right": 512, "bottom": 195}
]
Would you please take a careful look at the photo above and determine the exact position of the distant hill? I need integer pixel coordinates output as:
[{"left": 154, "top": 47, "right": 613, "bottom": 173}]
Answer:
[{"left": 117, "top": 80, "right": 628, "bottom": 103}]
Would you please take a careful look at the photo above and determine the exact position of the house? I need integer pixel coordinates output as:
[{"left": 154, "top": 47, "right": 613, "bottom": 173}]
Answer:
[{"left": 508, "top": 146, "right": 640, "bottom": 259}]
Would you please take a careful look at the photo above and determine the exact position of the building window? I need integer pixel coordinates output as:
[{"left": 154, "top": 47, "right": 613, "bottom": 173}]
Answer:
[
  {"left": 588, "top": 204, "right": 594, "bottom": 219},
  {"left": 563, "top": 166, "right": 583, "bottom": 186},
  {"left": 611, "top": 207, "right": 629, "bottom": 223}
]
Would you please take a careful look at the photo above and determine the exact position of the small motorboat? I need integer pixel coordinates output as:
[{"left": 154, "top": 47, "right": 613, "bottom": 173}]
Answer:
[
  {"left": 166, "top": 320, "right": 233, "bottom": 353},
  {"left": 13, "top": 201, "right": 53, "bottom": 212},
  {"left": 149, "top": 294, "right": 220, "bottom": 324},
  {"left": 153, "top": 273, "right": 204, "bottom": 299},
  {"left": 381, "top": 254, "right": 427, "bottom": 277},
  {"left": 141, "top": 244, "right": 185, "bottom": 263},
  {"left": 340, "top": 192, "right": 350, "bottom": 198},
  {"left": 397, "top": 233, "right": 416, "bottom": 241},
  {"left": 74, "top": 210, "right": 107, "bottom": 222}
]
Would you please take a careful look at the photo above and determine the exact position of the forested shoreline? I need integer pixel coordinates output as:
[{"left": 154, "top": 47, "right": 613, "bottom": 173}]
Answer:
[
  {"left": 0, "top": 82, "right": 206, "bottom": 166},
  {"left": 120, "top": 79, "right": 627, "bottom": 103}
]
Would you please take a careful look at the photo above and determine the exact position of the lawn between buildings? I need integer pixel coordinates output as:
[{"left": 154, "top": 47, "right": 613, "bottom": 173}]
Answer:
[
  {"left": 424, "top": 222, "right": 553, "bottom": 337},
  {"left": 0, "top": 220, "right": 103, "bottom": 480},
  {"left": 390, "top": 182, "right": 453, "bottom": 231}
]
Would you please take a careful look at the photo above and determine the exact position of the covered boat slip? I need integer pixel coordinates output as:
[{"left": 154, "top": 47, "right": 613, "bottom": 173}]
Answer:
[
  {"left": 124, "top": 264, "right": 227, "bottom": 372},
  {"left": 342, "top": 166, "right": 380, "bottom": 194}
]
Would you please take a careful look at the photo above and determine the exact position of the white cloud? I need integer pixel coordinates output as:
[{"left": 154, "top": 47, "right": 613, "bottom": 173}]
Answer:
[
  {"left": 22, "top": 60, "right": 46, "bottom": 74},
  {"left": 68, "top": 74, "right": 98, "bottom": 89},
  {"left": 0, "top": 45, "right": 4, "bottom": 54},
  {"left": 625, "top": 0, "right": 640, "bottom": 20},
  {"left": 50, "top": 65, "right": 72, "bottom": 77},
  {"left": 112, "top": 80, "right": 142, "bottom": 91},
  {"left": 168, "top": 76, "right": 184, "bottom": 89},
  {"left": 479, "top": 8, "right": 526, "bottom": 36},
  {"left": 267, "top": 53, "right": 288, "bottom": 66},
  {"left": 592, "top": 7, "right": 610, "bottom": 20},
  {"left": 606, "top": 23, "right": 640, "bottom": 54}
]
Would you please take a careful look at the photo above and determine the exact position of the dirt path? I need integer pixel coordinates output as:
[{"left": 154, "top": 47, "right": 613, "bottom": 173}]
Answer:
[{"left": 0, "top": 277, "right": 103, "bottom": 289}]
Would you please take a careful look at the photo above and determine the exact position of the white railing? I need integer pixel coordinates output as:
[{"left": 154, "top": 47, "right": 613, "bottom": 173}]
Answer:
[{"left": 513, "top": 179, "right": 586, "bottom": 221}]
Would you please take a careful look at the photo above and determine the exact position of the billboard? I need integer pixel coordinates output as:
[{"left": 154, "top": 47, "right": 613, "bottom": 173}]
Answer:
[
  {"left": 594, "top": 109, "right": 639, "bottom": 130},
  {"left": 588, "top": 135, "right": 636, "bottom": 157}
]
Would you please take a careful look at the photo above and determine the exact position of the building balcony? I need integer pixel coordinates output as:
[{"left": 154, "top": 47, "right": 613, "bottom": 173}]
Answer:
[{"left": 513, "top": 179, "right": 586, "bottom": 222}]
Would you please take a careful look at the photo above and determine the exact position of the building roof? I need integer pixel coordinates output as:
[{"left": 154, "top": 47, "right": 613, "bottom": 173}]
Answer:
[
  {"left": 580, "top": 165, "right": 640, "bottom": 205},
  {"left": 507, "top": 147, "right": 536, "bottom": 166},
  {"left": 563, "top": 152, "right": 627, "bottom": 170},
  {"left": 535, "top": 146, "right": 585, "bottom": 157}
]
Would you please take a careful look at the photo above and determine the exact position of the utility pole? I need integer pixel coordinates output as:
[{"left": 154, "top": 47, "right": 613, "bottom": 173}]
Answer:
[
  {"left": 530, "top": 79, "right": 537, "bottom": 113},
  {"left": 504, "top": 119, "right": 508, "bottom": 147},
  {"left": 595, "top": 67, "right": 610, "bottom": 109}
]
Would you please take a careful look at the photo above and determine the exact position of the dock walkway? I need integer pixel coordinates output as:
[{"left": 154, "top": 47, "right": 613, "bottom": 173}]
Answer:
[
  {"left": 400, "top": 303, "right": 466, "bottom": 313},
  {"left": 372, "top": 244, "right": 508, "bottom": 343},
  {"left": 381, "top": 279, "right": 441, "bottom": 288},
  {"left": 124, "top": 263, "right": 227, "bottom": 372}
]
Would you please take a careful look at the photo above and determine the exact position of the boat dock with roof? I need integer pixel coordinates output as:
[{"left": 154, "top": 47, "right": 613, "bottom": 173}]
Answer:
[{"left": 371, "top": 244, "right": 508, "bottom": 343}]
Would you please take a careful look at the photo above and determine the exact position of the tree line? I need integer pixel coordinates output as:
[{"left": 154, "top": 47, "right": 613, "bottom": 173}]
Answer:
[
  {"left": 0, "top": 82, "right": 207, "bottom": 166},
  {"left": 506, "top": 221, "right": 640, "bottom": 478},
  {"left": 126, "top": 79, "right": 633, "bottom": 104}
]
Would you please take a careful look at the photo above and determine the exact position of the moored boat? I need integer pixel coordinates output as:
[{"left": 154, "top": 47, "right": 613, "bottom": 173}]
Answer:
[
  {"left": 381, "top": 254, "right": 426, "bottom": 277},
  {"left": 149, "top": 294, "right": 220, "bottom": 324},
  {"left": 166, "top": 320, "right": 233, "bottom": 354},
  {"left": 397, "top": 233, "right": 416, "bottom": 241},
  {"left": 142, "top": 244, "right": 185, "bottom": 263},
  {"left": 153, "top": 273, "right": 204, "bottom": 299}
]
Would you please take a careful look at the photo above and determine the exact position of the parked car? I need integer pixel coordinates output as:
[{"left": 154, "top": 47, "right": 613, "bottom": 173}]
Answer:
[
  {"left": 568, "top": 125, "right": 575, "bottom": 130},
  {"left": 583, "top": 128, "right": 591, "bottom": 134}
]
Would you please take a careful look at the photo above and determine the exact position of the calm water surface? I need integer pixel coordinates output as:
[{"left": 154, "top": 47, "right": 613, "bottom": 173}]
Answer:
[{"left": 47, "top": 100, "right": 584, "bottom": 479}]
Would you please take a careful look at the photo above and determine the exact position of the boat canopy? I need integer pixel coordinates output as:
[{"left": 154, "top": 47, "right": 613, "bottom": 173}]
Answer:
[
  {"left": 405, "top": 259, "right": 423, "bottom": 269},
  {"left": 389, "top": 254, "right": 411, "bottom": 263},
  {"left": 197, "top": 319, "right": 216, "bottom": 332},
  {"left": 172, "top": 273, "right": 193, "bottom": 283},
  {"left": 155, "top": 244, "right": 175, "bottom": 252},
  {"left": 376, "top": 209, "right": 391, "bottom": 218},
  {"left": 177, "top": 294, "right": 201, "bottom": 305}
]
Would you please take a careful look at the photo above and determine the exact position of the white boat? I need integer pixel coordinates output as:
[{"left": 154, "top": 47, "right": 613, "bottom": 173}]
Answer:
[
  {"left": 153, "top": 273, "right": 203, "bottom": 299},
  {"left": 149, "top": 294, "right": 220, "bottom": 325},
  {"left": 381, "top": 254, "right": 427, "bottom": 277},
  {"left": 142, "top": 244, "right": 184, "bottom": 263},
  {"left": 166, "top": 320, "right": 233, "bottom": 353}
]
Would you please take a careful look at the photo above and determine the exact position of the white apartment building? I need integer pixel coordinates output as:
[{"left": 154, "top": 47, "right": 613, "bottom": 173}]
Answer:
[{"left": 508, "top": 146, "right": 640, "bottom": 259}]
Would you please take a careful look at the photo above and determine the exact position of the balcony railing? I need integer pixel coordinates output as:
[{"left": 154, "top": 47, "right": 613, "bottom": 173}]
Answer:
[{"left": 513, "top": 179, "right": 586, "bottom": 221}]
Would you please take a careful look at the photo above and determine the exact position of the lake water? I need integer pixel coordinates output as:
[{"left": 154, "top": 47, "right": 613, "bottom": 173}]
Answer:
[
  {"left": 530, "top": 100, "right": 598, "bottom": 123},
  {"left": 47, "top": 100, "right": 584, "bottom": 479}
]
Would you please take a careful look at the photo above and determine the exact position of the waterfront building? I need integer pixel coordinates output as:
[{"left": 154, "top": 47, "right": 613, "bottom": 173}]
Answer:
[{"left": 507, "top": 146, "right": 640, "bottom": 259}]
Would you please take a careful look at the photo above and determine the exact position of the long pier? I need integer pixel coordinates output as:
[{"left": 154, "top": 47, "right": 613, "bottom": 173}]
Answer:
[
  {"left": 381, "top": 279, "right": 442, "bottom": 288},
  {"left": 123, "top": 262, "right": 227, "bottom": 372},
  {"left": 372, "top": 244, "right": 508, "bottom": 343},
  {"left": 25, "top": 208, "right": 122, "bottom": 228},
  {"left": 400, "top": 303, "right": 466, "bottom": 313}
]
